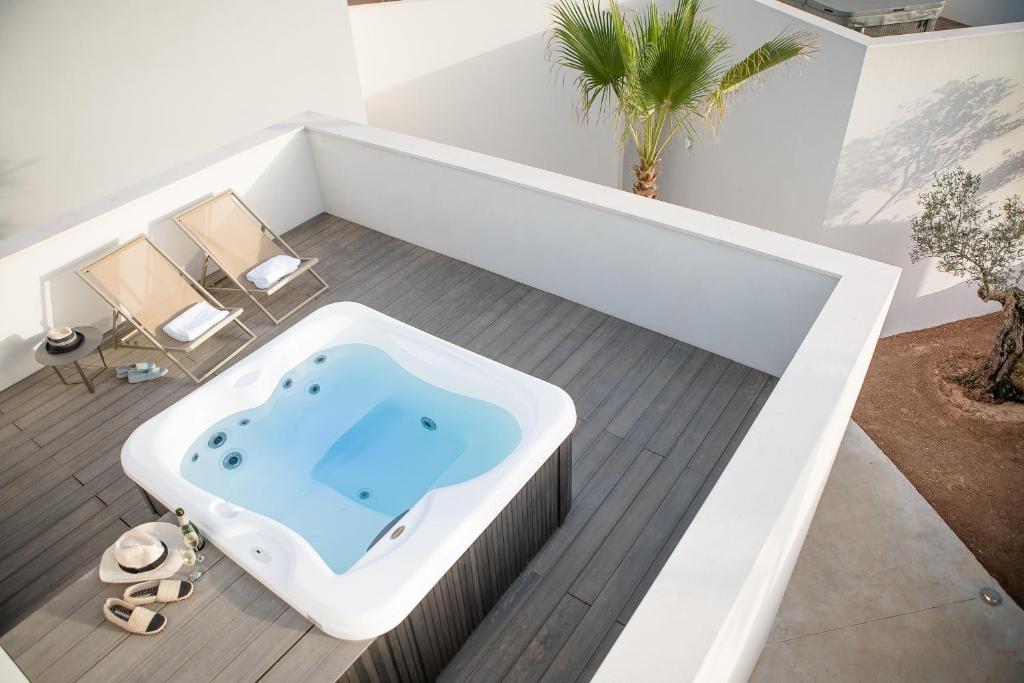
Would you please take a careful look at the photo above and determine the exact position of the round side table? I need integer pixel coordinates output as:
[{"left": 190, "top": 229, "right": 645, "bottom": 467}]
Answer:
[{"left": 34, "top": 326, "right": 108, "bottom": 393}]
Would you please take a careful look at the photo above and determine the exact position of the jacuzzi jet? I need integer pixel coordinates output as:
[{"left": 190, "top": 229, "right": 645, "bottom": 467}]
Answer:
[
  {"left": 314, "top": 354, "right": 327, "bottom": 364},
  {"left": 358, "top": 488, "right": 372, "bottom": 500},
  {"left": 282, "top": 378, "right": 294, "bottom": 389},
  {"left": 208, "top": 431, "right": 227, "bottom": 449},
  {"left": 222, "top": 451, "right": 244, "bottom": 470},
  {"left": 239, "top": 418, "right": 250, "bottom": 426},
  {"left": 309, "top": 383, "right": 321, "bottom": 395},
  {"left": 421, "top": 417, "right": 437, "bottom": 431},
  {"left": 190, "top": 453, "right": 199, "bottom": 463}
]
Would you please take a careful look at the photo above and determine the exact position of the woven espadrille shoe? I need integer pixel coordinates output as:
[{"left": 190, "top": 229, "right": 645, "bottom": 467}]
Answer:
[
  {"left": 123, "top": 579, "right": 194, "bottom": 606},
  {"left": 102, "top": 598, "right": 166, "bottom": 635}
]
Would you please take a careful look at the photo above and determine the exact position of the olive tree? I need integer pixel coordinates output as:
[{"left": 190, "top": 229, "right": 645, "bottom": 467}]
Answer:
[{"left": 910, "top": 167, "right": 1024, "bottom": 401}]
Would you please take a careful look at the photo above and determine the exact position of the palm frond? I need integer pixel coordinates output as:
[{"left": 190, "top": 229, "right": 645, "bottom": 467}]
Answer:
[
  {"left": 625, "top": 0, "right": 728, "bottom": 160},
  {"left": 548, "top": 0, "right": 817, "bottom": 171},
  {"left": 708, "top": 30, "right": 816, "bottom": 120},
  {"left": 548, "top": 0, "right": 627, "bottom": 120}
]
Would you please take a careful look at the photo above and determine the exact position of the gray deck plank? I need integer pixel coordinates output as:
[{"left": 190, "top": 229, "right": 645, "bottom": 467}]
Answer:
[
  {"left": 210, "top": 609, "right": 313, "bottom": 682},
  {"left": 545, "top": 316, "right": 624, "bottom": 388},
  {"left": 646, "top": 353, "right": 730, "bottom": 456},
  {"left": 516, "top": 306, "right": 604, "bottom": 377},
  {"left": 508, "top": 593, "right": 589, "bottom": 681},
  {"left": 456, "top": 449, "right": 664, "bottom": 681},
  {"left": 36, "top": 549, "right": 231, "bottom": 682},
  {"left": 169, "top": 584, "right": 289, "bottom": 680},
  {"left": 0, "top": 213, "right": 774, "bottom": 681},
  {"left": 615, "top": 378, "right": 779, "bottom": 627},
  {"left": 571, "top": 335, "right": 676, "bottom": 454},
  {"left": 76, "top": 551, "right": 243, "bottom": 683},
  {"left": 497, "top": 298, "right": 582, "bottom": 368},
  {"left": 605, "top": 341, "right": 694, "bottom": 437}
]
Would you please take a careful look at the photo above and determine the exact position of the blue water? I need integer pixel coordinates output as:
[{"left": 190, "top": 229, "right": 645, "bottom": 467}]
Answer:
[{"left": 180, "top": 344, "right": 521, "bottom": 574}]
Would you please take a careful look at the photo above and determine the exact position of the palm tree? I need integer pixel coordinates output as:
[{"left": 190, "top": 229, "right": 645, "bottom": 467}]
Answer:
[{"left": 549, "top": 0, "right": 816, "bottom": 198}]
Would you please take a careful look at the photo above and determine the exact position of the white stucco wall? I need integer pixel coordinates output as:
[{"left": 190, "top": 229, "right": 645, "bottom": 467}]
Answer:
[
  {"left": 307, "top": 118, "right": 838, "bottom": 376},
  {"left": 0, "top": 122, "right": 323, "bottom": 390},
  {"left": 943, "top": 0, "right": 1024, "bottom": 26},
  {"left": 635, "top": 0, "right": 869, "bottom": 244},
  {"left": 821, "top": 24, "right": 1024, "bottom": 334},
  {"left": 635, "top": 0, "right": 1022, "bottom": 336},
  {"left": 348, "top": 0, "right": 622, "bottom": 188},
  {"left": 0, "top": 0, "right": 365, "bottom": 242}
]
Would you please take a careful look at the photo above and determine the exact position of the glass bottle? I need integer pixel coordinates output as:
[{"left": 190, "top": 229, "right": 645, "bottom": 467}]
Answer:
[{"left": 175, "top": 506, "right": 206, "bottom": 580}]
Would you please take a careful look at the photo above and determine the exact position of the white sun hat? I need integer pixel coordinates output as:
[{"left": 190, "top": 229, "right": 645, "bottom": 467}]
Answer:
[{"left": 99, "top": 522, "right": 188, "bottom": 583}]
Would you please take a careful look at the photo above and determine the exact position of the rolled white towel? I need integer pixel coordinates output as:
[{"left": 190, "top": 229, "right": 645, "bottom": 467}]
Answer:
[
  {"left": 163, "top": 301, "right": 229, "bottom": 342},
  {"left": 246, "top": 254, "right": 300, "bottom": 290}
]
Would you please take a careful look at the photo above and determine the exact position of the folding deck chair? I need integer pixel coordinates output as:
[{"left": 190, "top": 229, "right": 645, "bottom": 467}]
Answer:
[
  {"left": 173, "top": 190, "right": 329, "bottom": 325},
  {"left": 77, "top": 235, "right": 257, "bottom": 384}
]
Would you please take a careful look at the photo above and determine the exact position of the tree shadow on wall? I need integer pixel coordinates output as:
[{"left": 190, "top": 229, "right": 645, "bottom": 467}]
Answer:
[{"left": 829, "top": 76, "right": 1024, "bottom": 225}]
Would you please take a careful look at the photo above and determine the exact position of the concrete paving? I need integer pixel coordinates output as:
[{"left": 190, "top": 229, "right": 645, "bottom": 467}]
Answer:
[{"left": 751, "top": 422, "right": 1024, "bottom": 682}]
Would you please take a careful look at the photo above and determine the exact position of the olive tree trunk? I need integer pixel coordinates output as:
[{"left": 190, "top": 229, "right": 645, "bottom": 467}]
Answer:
[
  {"left": 968, "top": 286, "right": 1024, "bottom": 401},
  {"left": 632, "top": 161, "right": 660, "bottom": 199}
]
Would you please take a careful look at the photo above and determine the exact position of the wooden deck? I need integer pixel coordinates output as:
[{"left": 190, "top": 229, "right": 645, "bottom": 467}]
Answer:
[{"left": 0, "top": 214, "right": 774, "bottom": 680}]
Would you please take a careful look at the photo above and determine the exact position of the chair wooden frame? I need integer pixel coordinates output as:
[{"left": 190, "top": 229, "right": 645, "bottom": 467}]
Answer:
[
  {"left": 77, "top": 235, "right": 257, "bottom": 385},
  {"left": 172, "top": 190, "right": 329, "bottom": 326}
]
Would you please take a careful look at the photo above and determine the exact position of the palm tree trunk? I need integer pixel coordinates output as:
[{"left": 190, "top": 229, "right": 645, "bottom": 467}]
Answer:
[
  {"left": 967, "top": 287, "right": 1024, "bottom": 401},
  {"left": 632, "top": 161, "right": 660, "bottom": 199}
]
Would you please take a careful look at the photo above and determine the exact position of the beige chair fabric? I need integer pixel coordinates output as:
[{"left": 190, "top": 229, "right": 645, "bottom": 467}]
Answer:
[
  {"left": 173, "top": 191, "right": 328, "bottom": 324},
  {"left": 78, "top": 235, "right": 256, "bottom": 383},
  {"left": 175, "top": 192, "right": 285, "bottom": 282},
  {"left": 85, "top": 237, "right": 212, "bottom": 350}
]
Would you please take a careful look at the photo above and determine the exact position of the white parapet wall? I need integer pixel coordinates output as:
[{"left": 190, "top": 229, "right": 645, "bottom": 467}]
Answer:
[
  {"left": 306, "top": 117, "right": 837, "bottom": 376},
  {"left": 0, "top": 117, "right": 899, "bottom": 681},
  {"left": 346, "top": 0, "right": 1014, "bottom": 337},
  {"left": 304, "top": 117, "right": 898, "bottom": 681},
  {"left": 346, "top": 0, "right": 1007, "bottom": 339},
  {"left": 0, "top": 122, "right": 323, "bottom": 389}
]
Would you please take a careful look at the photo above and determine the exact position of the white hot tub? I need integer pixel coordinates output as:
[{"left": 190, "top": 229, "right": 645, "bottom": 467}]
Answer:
[{"left": 122, "top": 302, "right": 576, "bottom": 639}]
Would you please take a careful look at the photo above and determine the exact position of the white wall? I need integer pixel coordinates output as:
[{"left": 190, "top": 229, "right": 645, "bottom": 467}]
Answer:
[
  {"left": 637, "top": 0, "right": 1023, "bottom": 335},
  {"left": 306, "top": 118, "right": 838, "bottom": 376},
  {"left": 348, "top": 0, "right": 622, "bottom": 188},
  {"left": 821, "top": 25, "right": 1024, "bottom": 334},
  {"left": 943, "top": 0, "right": 1024, "bottom": 26},
  {"left": 637, "top": 0, "right": 869, "bottom": 244},
  {"left": 0, "top": 0, "right": 364, "bottom": 242},
  {"left": 0, "top": 123, "right": 323, "bottom": 389}
]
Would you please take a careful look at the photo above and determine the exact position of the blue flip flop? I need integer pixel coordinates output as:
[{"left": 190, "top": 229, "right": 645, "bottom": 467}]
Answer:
[
  {"left": 127, "top": 367, "right": 167, "bottom": 384},
  {"left": 117, "top": 361, "right": 155, "bottom": 378}
]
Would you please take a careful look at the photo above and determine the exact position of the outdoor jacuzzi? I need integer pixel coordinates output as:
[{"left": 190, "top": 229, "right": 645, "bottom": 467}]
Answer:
[{"left": 122, "top": 302, "right": 575, "bottom": 646}]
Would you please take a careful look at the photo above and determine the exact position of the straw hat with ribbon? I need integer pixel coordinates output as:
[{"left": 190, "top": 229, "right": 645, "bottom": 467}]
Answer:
[
  {"left": 99, "top": 522, "right": 188, "bottom": 583},
  {"left": 44, "top": 326, "right": 83, "bottom": 354}
]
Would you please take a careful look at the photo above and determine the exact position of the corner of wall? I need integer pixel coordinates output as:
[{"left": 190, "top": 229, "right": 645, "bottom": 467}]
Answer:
[{"left": 811, "top": 40, "right": 872, "bottom": 246}]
